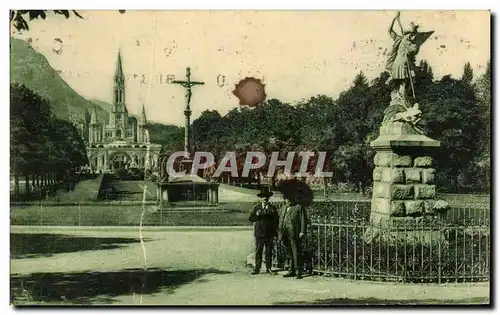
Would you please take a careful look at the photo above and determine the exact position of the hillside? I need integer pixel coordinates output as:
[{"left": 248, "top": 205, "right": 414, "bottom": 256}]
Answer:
[
  {"left": 92, "top": 99, "right": 112, "bottom": 113},
  {"left": 10, "top": 36, "right": 182, "bottom": 149},
  {"left": 10, "top": 37, "right": 108, "bottom": 121},
  {"left": 147, "top": 122, "right": 184, "bottom": 149}
]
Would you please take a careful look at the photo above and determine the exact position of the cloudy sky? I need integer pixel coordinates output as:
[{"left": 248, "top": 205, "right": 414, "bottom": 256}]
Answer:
[{"left": 12, "top": 10, "right": 490, "bottom": 126}]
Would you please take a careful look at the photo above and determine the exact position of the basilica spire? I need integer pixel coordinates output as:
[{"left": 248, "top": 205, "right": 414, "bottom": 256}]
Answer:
[
  {"left": 114, "top": 50, "right": 124, "bottom": 84},
  {"left": 140, "top": 104, "right": 147, "bottom": 125},
  {"left": 90, "top": 104, "right": 98, "bottom": 124},
  {"left": 113, "top": 50, "right": 125, "bottom": 107}
]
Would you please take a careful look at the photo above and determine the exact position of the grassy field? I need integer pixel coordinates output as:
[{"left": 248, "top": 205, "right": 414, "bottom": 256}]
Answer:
[
  {"left": 10, "top": 203, "right": 256, "bottom": 226},
  {"left": 11, "top": 198, "right": 489, "bottom": 226}
]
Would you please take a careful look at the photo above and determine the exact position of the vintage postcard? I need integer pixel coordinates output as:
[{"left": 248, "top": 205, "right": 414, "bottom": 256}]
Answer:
[{"left": 9, "top": 10, "right": 491, "bottom": 306}]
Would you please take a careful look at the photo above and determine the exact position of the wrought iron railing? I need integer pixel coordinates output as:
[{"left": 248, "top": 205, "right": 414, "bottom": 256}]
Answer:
[
  {"left": 270, "top": 200, "right": 490, "bottom": 224},
  {"left": 272, "top": 213, "right": 490, "bottom": 284}
]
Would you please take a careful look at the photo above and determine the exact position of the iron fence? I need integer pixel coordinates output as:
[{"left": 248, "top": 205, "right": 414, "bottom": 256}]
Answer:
[
  {"left": 270, "top": 200, "right": 490, "bottom": 224},
  {"left": 273, "top": 214, "right": 490, "bottom": 284}
]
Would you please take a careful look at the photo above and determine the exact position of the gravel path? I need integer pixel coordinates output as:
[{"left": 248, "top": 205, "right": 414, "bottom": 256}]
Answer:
[{"left": 10, "top": 226, "right": 490, "bottom": 305}]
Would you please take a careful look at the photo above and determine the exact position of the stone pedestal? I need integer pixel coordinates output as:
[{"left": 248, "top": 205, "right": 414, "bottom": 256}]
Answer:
[{"left": 369, "top": 122, "right": 447, "bottom": 229}]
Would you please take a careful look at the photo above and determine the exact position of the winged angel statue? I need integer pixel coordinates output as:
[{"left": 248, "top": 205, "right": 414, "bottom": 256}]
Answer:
[{"left": 382, "top": 12, "right": 434, "bottom": 133}]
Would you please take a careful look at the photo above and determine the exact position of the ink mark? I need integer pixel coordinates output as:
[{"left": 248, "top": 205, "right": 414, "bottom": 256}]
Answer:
[
  {"left": 164, "top": 47, "right": 173, "bottom": 57},
  {"left": 52, "top": 38, "right": 63, "bottom": 55},
  {"left": 166, "top": 74, "right": 176, "bottom": 84},
  {"left": 217, "top": 74, "right": 226, "bottom": 87},
  {"left": 233, "top": 77, "right": 266, "bottom": 107},
  {"left": 157, "top": 73, "right": 176, "bottom": 84}
]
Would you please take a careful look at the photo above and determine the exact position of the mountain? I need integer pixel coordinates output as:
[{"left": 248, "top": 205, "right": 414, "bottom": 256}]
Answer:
[
  {"left": 10, "top": 37, "right": 108, "bottom": 121},
  {"left": 10, "top": 37, "right": 183, "bottom": 149},
  {"left": 92, "top": 99, "right": 113, "bottom": 113}
]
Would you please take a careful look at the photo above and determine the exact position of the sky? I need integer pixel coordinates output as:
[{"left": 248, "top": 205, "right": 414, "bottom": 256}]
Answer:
[{"left": 11, "top": 10, "right": 490, "bottom": 126}]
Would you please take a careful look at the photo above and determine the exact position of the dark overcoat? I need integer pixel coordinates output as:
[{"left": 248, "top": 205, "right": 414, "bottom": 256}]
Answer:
[
  {"left": 279, "top": 204, "right": 308, "bottom": 239},
  {"left": 249, "top": 203, "right": 279, "bottom": 239}
]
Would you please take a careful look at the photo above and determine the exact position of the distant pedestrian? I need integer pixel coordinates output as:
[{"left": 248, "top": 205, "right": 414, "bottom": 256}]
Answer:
[{"left": 249, "top": 188, "right": 279, "bottom": 275}]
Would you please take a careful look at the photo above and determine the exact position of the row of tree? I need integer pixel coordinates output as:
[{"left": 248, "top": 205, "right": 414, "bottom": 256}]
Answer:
[
  {"left": 10, "top": 83, "right": 89, "bottom": 198},
  {"left": 160, "top": 60, "right": 490, "bottom": 194}
]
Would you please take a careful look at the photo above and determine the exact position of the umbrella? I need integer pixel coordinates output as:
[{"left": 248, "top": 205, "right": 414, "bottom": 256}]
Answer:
[{"left": 279, "top": 179, "right": 314, "bottom": 207}]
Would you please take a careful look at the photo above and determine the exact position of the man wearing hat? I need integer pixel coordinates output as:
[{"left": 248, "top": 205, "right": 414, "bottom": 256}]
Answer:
[
  {"left": 278, "top": 186, "right": 309, "bottom": 279},
  {"left": 249, "top": 188, "right": 279, "bottom": 275}
]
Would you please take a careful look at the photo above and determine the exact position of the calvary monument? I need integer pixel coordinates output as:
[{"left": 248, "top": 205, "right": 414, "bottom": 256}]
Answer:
[{"left": 157, "top": 67, "right": 220, "bottom": 206}]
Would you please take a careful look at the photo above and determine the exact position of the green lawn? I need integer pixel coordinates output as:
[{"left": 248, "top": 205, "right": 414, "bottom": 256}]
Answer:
[
  {"left": 10, "top": 203, "right": 255, "bottom": 226},
  {"left": 11, "top": 195, "right": 489, "bottom": 227}
]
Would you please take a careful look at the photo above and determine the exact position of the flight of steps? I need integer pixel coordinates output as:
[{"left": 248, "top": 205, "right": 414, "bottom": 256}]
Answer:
[{"left": 98, "top": 174, "right": 157, "bottom": 201}]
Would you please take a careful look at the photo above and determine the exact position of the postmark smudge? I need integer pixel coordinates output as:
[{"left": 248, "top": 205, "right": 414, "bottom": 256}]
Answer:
[{"left": 232, "top": 77, "right": 266, "bottom": 107}]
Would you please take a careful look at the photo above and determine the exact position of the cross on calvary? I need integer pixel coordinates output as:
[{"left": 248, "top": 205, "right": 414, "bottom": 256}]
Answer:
[
  {"left": 172, "top": 67, "right": 205, "bottom": 156},
  {"left": 172, "top": 67, "right": 205, "bottom": 111}
]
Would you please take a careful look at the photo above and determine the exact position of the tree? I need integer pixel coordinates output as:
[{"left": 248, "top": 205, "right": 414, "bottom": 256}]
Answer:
[
  {"left": 461, "top": 62, "right": 474, "bottom": 86},
  {"left": 192, "top": 110, "right": 224, "bottom": 153},
  {"left": 294, "top": 95, "right": 338, "bottom": 195},
  {"left": 418, "top": 72, "right": 482, "bottom": 192},
  {"left": 471, "top": 61, "right": 491, "bottom": 192},
  {"left": 10, "top": 83, "right": 53, "bottom": 196},
  {"left": 330, "top": 72, "right": 374, "bottom": 193},
  {"left": 11, "top": 83, "right": 89, "bottom": 199},
  {"left": 10, "top": 10, "right": 83, "bottom": 32},
  {"left": 10, "top": 10, "right": 127, "bottom": 32},
  {"left": 147, "top": 123, "right": 183, "bottom": 153}
]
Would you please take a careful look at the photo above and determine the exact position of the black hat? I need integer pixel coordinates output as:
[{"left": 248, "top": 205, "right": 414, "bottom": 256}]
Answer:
[
  {"left": 257, "top": 188, "right": 273, "bottom": 198},
  {"left": 279, "top": 179, "right": 314, "bottom": 207}
]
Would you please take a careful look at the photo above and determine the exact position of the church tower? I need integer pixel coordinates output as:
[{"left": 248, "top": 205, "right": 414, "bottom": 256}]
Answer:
[
  {"left": 82, "top": 108, "right": 91, "bottom": 142},
  {"left": 138, "top": 104, "right": 148, "bottom": 143},
  {"left": 111, "top": 50, "right": 127, "bottom": 140},
  {"left": 89, "top": 105, "right": 99, "bottom": 144}
]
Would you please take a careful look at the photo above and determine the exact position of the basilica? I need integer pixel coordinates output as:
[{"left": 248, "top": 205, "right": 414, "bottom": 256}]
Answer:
[{"left": 83, "top": 51, "right": 161, "bottom": 173}]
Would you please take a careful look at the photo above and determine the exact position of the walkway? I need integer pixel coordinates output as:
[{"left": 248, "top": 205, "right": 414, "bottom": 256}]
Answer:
[{"left": 10, "top": 226, "right": 489, "bottom": 305}]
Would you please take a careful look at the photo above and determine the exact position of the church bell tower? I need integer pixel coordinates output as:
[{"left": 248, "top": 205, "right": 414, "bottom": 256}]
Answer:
[{"left": 112, "top": 50, "right": 126, "bottom": 139}]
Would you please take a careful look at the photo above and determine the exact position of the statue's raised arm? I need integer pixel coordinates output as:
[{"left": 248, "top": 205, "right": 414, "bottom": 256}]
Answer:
[
  {"left": 388, "top": 11, "right": 403, "bottom": 41},
  {"left": 385, "top": 12, "right": 434, "bottom": 100}
]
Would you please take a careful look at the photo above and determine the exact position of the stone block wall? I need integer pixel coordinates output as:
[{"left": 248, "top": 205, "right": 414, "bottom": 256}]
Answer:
[{"left": 370, "top": 151, "right": 442, "bottom": 225}]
